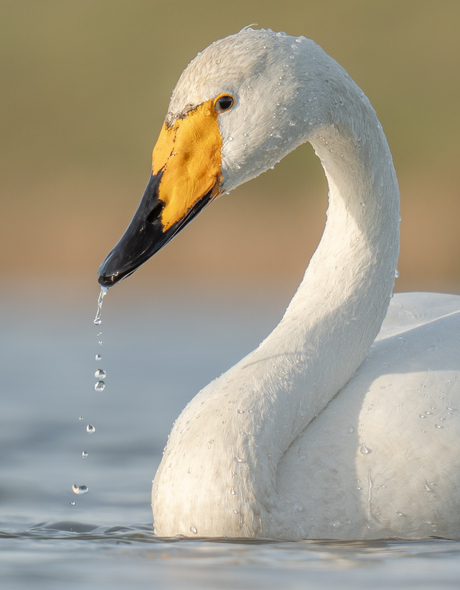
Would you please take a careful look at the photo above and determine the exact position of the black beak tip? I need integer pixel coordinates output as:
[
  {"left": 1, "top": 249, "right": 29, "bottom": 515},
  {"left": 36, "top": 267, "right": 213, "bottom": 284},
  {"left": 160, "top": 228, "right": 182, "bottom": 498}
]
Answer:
[
  {"left": 98, "top": 249, "right": 139, "bottom": 287},
  {"left": 97, "top": 253, "right": 119, "bottom": 287},
  {"left": 98, "top": 272, "right": 117, "bottom": 288}
]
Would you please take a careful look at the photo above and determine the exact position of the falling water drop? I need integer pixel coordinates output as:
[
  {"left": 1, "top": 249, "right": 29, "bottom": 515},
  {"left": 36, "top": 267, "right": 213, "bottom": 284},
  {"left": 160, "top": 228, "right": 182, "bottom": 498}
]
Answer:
[
  {"left": 70, "top": 501, "right": 76, "bottom": 506},
  {"left": 190, "top": 525, "right": 198, "bottom": 535},
  {"left": 72, "top": 484, "right": 88, "bottom": 495},
  {"left": 95, "top": 369, "right": 107, "bottom": 379},
  {"left": 94, "top": 381, "right": 105, "bottom": 392},
  {"left": 359, "top": 444, "right": 371, "bottom": 455},
  {"left": 95, "top": 354, "right": 102, "bottom": 362},
  {"left": 81, "top": 451, "right": 88, "bottom": 458},
  {"left": 86, "top": 424, "right": 95, "bottom": 434}
]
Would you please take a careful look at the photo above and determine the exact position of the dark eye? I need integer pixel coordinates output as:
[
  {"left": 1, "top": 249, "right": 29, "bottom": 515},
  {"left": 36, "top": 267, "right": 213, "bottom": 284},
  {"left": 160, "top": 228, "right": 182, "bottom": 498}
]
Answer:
[{"left": 214, "top": 95, "right": 234, "bottom": 114}]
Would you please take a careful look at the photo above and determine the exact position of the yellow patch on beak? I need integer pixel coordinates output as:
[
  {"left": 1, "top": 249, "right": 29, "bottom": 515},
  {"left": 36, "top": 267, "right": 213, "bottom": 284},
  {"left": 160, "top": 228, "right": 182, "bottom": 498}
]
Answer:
[{"left": 152, "top": 99, "right": 223, "bottom": 231}]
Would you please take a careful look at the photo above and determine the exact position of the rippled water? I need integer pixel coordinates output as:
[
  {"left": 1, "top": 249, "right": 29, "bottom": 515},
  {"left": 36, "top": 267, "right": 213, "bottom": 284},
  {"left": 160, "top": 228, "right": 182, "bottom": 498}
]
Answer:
[
  {"left": 3, "top": 524, "right": 460, "bottom": 589},
  {"left": 2, "top": 285, "right": 460, "bottom": 588}
]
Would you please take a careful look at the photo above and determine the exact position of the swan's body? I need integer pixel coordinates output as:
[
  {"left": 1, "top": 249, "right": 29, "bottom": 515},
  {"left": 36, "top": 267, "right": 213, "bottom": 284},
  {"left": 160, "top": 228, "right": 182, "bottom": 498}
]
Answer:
[{"left": 98, "top": 28, "right": 460, "bottom": 540}]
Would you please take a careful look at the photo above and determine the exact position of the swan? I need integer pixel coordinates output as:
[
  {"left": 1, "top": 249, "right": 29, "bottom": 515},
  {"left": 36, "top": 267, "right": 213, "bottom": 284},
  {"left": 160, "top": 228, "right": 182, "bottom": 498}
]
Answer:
[{"left": 98, "top": 28, "right": 460, "bottom": 540}]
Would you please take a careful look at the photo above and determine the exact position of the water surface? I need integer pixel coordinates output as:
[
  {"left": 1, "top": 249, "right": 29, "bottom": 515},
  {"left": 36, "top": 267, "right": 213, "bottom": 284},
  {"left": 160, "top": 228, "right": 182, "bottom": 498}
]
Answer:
[{"left": 2, "top": 286, "right": 460, "bottom": 588}]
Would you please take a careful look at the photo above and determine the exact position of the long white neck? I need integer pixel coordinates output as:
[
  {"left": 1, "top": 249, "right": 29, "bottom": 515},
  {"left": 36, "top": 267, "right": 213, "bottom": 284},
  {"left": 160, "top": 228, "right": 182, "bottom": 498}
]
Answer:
[{"left": 152, "top": 74, "right": 400, "bottom": 538}]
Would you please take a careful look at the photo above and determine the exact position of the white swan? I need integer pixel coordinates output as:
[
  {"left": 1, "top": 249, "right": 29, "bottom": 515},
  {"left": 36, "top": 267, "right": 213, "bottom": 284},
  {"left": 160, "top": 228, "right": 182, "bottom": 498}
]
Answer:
[{"left": 98, "top": 28, "right": 460, "bottom": 540}]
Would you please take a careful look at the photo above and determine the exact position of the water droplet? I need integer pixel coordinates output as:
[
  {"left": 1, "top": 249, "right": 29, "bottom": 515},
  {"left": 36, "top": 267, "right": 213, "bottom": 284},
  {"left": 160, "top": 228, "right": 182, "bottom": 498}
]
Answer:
[
  {"left": 95, "top": 354, "right": 101, "bottom": 361},
  {"left": 434, "top": 424, "right": 444, "bottom": 429},
  {"left": 237, "top": 409, "right": 245, "bottom": 414},
  {"left": 86, "top": 424, "right": 95, "bottom": 434},
  {"left": 359, "top": 444, "right": 371, "bottom": 454},
  {"left": 228, "top": 136, "right": 233, "bottom": 141},
  {"left": 395, "top": 269, "right": 400, "bottom": 278},
  {"left": 70, "top": 501, "right": 76, "bottom": 506},
  {"left": 190, "top": 525, "right": 198, "bottom": 535},
  {"left": 72, "top": 484, "right": 88, "bottom": 495},
  {"left": 230, "top": 488, "right": 236, "bottom": 495},
  {"left": 94, "top": 286, "right": 108, "bottom": 325},
  {"left": 235, "top": 457, "right": 247, "bottom": 463},
  {"left": 95, "top": 369, "right": 106, "bottom": 379},
  {"left": 346, "top": 426, "right": 354, "bottom": 434},
  {"left": 94, "top": 381, "right": 105, "bottom": 392},
  {"left": 81, "top": 451, "right": 88, "bottom": 458},
  {"left": 78, "top": 416, "right": 83, "bottom": 421}
]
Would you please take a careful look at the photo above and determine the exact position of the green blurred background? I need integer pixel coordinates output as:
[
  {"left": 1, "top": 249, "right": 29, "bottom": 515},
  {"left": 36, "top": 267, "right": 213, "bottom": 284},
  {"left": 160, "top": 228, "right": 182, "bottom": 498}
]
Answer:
[{"left": 1, "top": 0, "right": 459, "bottom": 303}]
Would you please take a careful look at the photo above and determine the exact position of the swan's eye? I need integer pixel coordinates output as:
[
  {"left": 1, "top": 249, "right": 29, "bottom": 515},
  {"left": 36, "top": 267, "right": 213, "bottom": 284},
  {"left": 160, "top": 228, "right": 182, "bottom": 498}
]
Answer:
[{"left": 214, "top": 95, "right": 234, "bottom": 114}]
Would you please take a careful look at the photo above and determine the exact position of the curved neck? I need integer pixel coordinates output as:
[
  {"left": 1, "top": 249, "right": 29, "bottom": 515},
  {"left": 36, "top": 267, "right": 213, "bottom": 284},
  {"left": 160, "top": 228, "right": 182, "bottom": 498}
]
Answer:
[{"left": 275, "top": 109, "right": 400, "bottom": 433}]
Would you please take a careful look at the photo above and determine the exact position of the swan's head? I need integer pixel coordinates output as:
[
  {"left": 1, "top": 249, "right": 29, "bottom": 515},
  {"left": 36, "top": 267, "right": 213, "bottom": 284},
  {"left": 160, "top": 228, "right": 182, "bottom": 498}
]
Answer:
[{"left": 98, "top": 28, "right": 329, "bottom": 286}]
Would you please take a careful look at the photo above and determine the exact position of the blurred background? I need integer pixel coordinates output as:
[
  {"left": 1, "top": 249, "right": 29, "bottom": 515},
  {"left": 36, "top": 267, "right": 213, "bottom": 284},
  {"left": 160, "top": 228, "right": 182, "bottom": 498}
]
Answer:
[
  {"left": 1, "top": 0, "right": 460, "bottom": 530},
  {"left": 1, "top": 0, "right": 459, "bottom": 303}
]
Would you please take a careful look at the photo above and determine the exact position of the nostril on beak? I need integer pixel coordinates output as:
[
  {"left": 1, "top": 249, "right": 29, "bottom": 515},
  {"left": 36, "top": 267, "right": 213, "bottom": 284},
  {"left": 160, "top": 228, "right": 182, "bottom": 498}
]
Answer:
[{"left": 146, "top": 202, "right": 165, "bottom": 225}]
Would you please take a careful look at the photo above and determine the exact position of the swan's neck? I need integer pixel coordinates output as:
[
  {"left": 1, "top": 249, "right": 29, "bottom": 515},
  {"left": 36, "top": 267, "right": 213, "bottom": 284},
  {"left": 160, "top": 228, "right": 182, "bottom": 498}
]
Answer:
[
  {"left": 152, "top": 82, "right": 400, "bottom": 538},
  {"left": 274, "top": 109, "right": 400, "bottom": 442}
]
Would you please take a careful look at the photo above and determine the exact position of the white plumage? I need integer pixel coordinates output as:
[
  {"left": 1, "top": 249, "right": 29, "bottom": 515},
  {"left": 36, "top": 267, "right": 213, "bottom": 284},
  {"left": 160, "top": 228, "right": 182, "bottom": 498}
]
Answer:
[{"left": 151, "top": 28, "right": 460, "bottom": 539}]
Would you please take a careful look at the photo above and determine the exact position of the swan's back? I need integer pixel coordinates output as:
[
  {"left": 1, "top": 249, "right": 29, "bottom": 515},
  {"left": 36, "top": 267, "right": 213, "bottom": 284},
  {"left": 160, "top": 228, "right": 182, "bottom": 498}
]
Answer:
[{"left": 277, "top": 292, "right": 460, "bottom": 539}]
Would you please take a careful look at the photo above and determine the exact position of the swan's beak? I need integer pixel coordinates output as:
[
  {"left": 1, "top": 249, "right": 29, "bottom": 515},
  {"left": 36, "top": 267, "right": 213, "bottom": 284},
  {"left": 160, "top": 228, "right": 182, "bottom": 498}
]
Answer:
[{"left": 98, "top": 100, "right": 223, "bottom": 287}]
